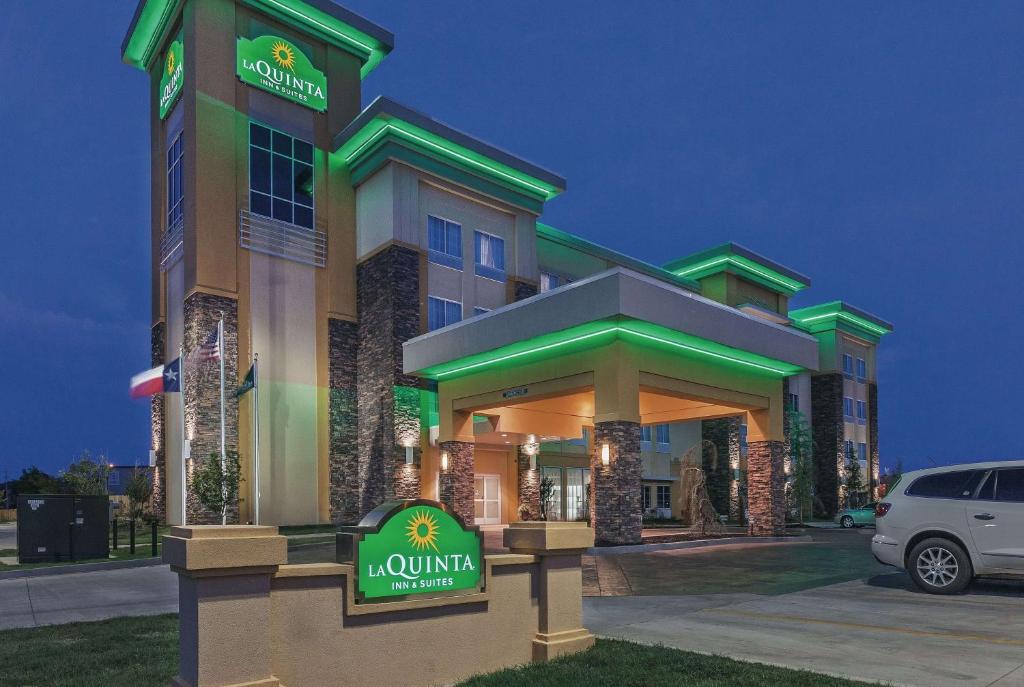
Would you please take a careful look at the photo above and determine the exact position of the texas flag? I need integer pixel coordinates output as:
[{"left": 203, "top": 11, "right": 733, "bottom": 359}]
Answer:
[{"left": 130, "top": 357, "right": 181, "bottom": 399}]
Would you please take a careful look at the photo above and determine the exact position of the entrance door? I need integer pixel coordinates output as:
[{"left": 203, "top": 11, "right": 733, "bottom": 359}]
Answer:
[
  {"left": 565, "top": 468, "right": 591, "bottom": 521},
  {"left": 474, "top": 474, "right": 501, "bottom": 525}
]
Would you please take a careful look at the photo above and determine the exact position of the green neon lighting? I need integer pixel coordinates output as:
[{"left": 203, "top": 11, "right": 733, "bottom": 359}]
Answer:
[
  {"left": 672, "top": 255, "right": 807, "bottom": 293},
  {"left": 419, "top": 319, "right": 801, "bottom": 380},
  {"left": 338, "top": 118, "right": 562, "bottom": 201},
  {"left": 123, "top": 0, "right": 180, "bottom": 70},
  {"left": 791, "top": 308, "right": 891, "bottom": 337}
]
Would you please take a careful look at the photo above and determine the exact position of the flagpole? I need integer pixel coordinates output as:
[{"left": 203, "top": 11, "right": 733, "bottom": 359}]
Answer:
[
  {"left": 179, "top": 344, "right": 187, "bottom": 527},
  {"left": 253, "top": 353, "right": 260, "bottom": 526},
  {"left": 218, "top": 316, "right": 226, "bottom": 525}
]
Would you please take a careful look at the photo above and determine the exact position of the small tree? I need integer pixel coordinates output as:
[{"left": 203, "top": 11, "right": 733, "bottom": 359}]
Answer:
[
  {"left": 538, "top": 475, "right": 556, "bottom": 521},
  {"left": 124, "top": 468, "right": 154, "bottom": 521},
  {"left": 12, "top": 466, "right": 61, "bottom": 495},
  {"left": 787, "top": 410, "right": 814, "bottom": 523},
  {"left": 192, "top": 452, "right": 241, "bottom": 525},
  {"left": 845, "top": 444, "right": 865, "bottom": 508},
  {"left": 61, "top": 453, "right": 110, "bottom": 496}
]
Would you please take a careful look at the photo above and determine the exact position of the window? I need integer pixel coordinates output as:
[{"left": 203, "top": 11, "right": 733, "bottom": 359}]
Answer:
[
  {"left": 540, "top": 271, "right": 559, "bottom": 293},
  {"left": 249, "top": 122, "right": 314, "bottom": 228},
  {"left": 858, "top": 443, "right": 867, "bottom": 462},
  {"left": 856, "top": 358, "right": 867, "bottom": 382},
  {"left": 842, "top": 353, "right": 854, "bottom": 378},
  {"left": 427, "top": 296, "right": 461, "bottom": 331},
  {"left": 845, "top": 440, "right": 855, "bottom": 460},
  {"left": 995, "top": 469, "right": 1024, "bottom": 502},
  {"left": 641, "top": 486, "right": 651, "bottom": 511},
  {"left": 640, "top": 426, "right": 652, "bottom": 450},
  {"left": 473, "top": 307, "right": 490, "bottom": 317},
  {"left": 656, "top": 486, "right": 671, "bottom": 510},
  {"left": 655, "top": 424, "right": 670, "bottom": 453},
  {"left": 843, "top": 397, "right": 854, "bottom": 419},
  {"left": 906, "top": 470, "right": 986, "bottom": 499},
  {"left": 108, "top": 471, "right": 120, "bottom": 488},
  {"left": 166, "top": 131, "right": 183, "bottom": 229},
  {"left": 474, "top": 231, "right": 505, "bottom": 281},
  {"left": 787, "top": 393, "right": 799, "bottom": 412},
  {"left": 428, "top": 216, "right": 463, "bottom": 270},
  {"left": 856, "top": 400, "right": 867, "bottom": 424}
]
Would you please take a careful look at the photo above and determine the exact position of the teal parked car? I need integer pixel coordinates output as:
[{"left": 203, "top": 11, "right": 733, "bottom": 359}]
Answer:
[{"left": 835, "top": 502, "right": 877, "bottom": 528}]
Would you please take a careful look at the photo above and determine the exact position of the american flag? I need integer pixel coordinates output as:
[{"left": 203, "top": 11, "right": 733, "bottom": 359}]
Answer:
[{"left": 189, "top": 324, "right": 221, "bottom": 363}]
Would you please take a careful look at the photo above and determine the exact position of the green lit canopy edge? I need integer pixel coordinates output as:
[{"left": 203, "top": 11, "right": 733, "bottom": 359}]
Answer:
[
  {"left": 789, "top": 301, "right": 893, "bottom": 343},
  {"left": 122, "top": 0, "right": 394, "bottom": 77},
  {"left": 663, "top": 242, "right": 811, "bottom": 296},
  {"left": 416, "top": 317, "right": 804, "bottom": 381},
  {"left": 334, "top": 97, "right": 566, "bottom": 205},
  {"left": 536, "top": 223, "right": 700, "bottom": 293}
]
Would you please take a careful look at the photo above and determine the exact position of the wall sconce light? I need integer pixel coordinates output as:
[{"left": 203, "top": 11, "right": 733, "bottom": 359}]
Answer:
[
  {"left": 529, "top": 455, "right": 537, "bottom": 470},
  {"left": 405, "top": 446, "right": 414, "bottom": 465},
  {"left": 441, "top": 451, "right": 449, "bottom": 471},
  {"left": 601, "top": 443, "right": 611, "bottom": 467}
]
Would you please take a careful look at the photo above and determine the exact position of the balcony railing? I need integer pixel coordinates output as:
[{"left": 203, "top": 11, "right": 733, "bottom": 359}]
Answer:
[
  {"left": 159, "top": 217, "right": 184, "bottom": 272},
  {"left": 239, "top": 209, "right": 326, "bottom": 268}
]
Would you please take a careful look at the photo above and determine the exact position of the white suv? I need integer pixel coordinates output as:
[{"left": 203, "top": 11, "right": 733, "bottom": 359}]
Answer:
[{"left": 872, "top": 461, "right": 1024, "bottom": 594}]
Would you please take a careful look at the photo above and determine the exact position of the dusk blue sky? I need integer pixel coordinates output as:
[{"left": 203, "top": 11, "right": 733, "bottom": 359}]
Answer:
[{"left": 1, "top": 1, "right": 1022, "bottom": 480}]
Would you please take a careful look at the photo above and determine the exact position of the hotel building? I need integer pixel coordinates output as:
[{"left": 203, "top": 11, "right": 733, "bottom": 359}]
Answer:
[{"left": 124, "top": 0, "right": 892, "bottom": 544}]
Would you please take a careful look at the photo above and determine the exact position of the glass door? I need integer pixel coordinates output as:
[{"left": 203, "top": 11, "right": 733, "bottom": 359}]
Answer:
[
  {"left": 565, "top": 468, "right": 591, "bottom": 521},
  {"left": 541, "top": 466, "right": 562, "bottom": 521},
  {"left": 474, "top": 474, "right": 501, "bottom": 525}
]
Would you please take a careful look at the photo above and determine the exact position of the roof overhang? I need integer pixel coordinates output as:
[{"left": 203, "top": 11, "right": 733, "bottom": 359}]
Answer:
[
  {"left": 403, "top": 268, "right": 819, "bottom": 380},
  {"left": 790, "top": 301, "right": 893, "bottom": 343},
  {"left": 664, "top": 242, "right": 811, "bottom": 296},
  {"left": 122, "top": 0, "right": 393, "bottom": 76},
  {"left": 334, "top": 97, "right": 566, "bottom": 209}
]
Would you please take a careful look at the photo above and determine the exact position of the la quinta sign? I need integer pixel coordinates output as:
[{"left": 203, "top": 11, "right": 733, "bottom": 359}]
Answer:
[
  {"left": 158, "top": 39, "right": 183, "bottom": 119},
  {"left": 338, "top": 500, "right": 482, "bottom": 601},
  {"left": 236, "top": 35, "right": 327, "bottom": 111}
]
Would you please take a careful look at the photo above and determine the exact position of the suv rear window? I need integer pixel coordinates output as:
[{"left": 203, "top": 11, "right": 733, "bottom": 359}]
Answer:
[{"left": 905, "top": 470, "right": 985, "bottom": 499}]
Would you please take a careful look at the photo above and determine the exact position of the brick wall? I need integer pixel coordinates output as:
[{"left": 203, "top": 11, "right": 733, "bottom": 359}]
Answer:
[
  {"left": 811, "top": 372, "right": 844, "bottom": 518},
  {"left": 438, "top": 440, "right": 474, "bottom": 524},
  {"left": 747, "top": 440, "right": 785, "bottom": 536},
  {"left": 182, "top": 292, "right": 239, "bottom": 525},
  {"left": 701, "top": 417, "right": 740, "bottom": 520},
  {"left": 356, "top": 245, "right": 423, "bottom": 517},
  {"left": 590, "top": 421, "right": 642, "bottom": 545},
  {"left": 516, "top": 445, "right": 540, "bottom": 520},
  {"left": 328, "top": 318, "right": 359, "bottom": 523},
  {"left": 868, "top": 382, "right": 879, "bottom": 499},
  {"left": 151, "top": 322, "right": 166, "bottom": 521}
]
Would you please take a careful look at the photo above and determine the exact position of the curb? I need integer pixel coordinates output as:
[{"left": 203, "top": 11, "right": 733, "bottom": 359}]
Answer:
[
  {"left": 0, "top": 556, "right": 166, "bottom": 580},
  {"left": 586, "top": 535, "right": 813, "bottom": 556}
]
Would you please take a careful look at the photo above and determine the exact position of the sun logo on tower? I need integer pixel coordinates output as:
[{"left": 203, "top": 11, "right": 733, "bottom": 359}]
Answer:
[
  {"left": 405, "top": 509, "right": 441, "bottom": 553},
  {"left": 166, "top": 49, "right": 176, "bottom": 76},
  {"left": 271, "top": 41, "right": 297, "bottom": 71}
]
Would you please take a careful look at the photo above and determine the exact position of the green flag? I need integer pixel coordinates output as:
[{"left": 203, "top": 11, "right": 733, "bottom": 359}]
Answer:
[{"left": 236, "top": 364, "right": 255, "bottom": 398}]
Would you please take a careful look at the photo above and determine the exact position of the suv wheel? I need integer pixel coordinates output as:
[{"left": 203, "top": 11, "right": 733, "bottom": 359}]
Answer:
[
  {"left": 907, "top": 538, "right": 973, "bottom": 594},
  {"left": 840, "top": 516, "right": 855, "bottom": 528}
]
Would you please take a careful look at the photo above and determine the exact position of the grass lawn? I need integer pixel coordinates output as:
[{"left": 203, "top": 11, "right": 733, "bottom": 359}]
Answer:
[{"left": 0, "top": 616, "right": 874, "bottom": 687}]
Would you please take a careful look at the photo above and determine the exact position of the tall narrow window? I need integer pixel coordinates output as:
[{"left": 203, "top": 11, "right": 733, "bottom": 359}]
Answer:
[
  {"left": 248, "top": 122, "right": 314, "bottom": 229},
  {"left": 856, "top": 400, "right": 867, "bottom": 423},
  {"left": 641, "top": 486, "right": 651, "bottom": 511},
  {"left": 474, "top": 231, "right": 505, "bottom": 281},
  {"left": 655, "top": 424, "right": 670, "bottom": 453},
  {"left": 856, "top": 358, "right": 867, "bottom": 382},
  {"left": 858, "top": 442, "right": 867, "bottom": 462},
  {"left": 656, "top": 485, "right": 671, "bottom": 510},
  {"left": 427, "top": 296, "right": 462, "bottom": 331},
  {"left": 842, "top": 353, "right": 854, "bottom": 378},
  {"left": 427, "top": 216, "right": 463, "bottom": 270},
  {"left": 540, "top": 271, "right": 559, "bottom": 293},
  {"left": 166, "top": 131, "right": 184, "bottom": 230},
  {"left": 843, "top": 396, "right": 854, "bottom": 419},
  {"left": 640, "top": 425, "right": 652, "bottom": 450}
]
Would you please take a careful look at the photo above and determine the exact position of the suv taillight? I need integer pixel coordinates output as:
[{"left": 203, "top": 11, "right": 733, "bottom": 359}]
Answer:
[{"left": 875, "top": 502, "right": 892, "bottom": 518}]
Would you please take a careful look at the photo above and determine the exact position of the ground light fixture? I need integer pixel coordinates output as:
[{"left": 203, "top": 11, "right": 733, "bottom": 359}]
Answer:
[
  {"left": 601, "top": 443, "right": 611, "bottom": 467},
  {"left": 440, "top": 450, "right": 449, "bottom": 471}
]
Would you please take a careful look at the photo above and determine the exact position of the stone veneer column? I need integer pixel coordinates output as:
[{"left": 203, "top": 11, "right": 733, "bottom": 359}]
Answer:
[
  {"left": 151, "top": 322, "right": 167, "bottom": 522},
  {"left": 182, "top": 292, "right": 239, "bottom": 525},
  {"left": 356, "top": 244, "right": 422, "bottom": 518},
  {"left": 746, "top": 440, "right": 786, "bottom": 536},
  {"left": 438, "top": 441, "right": 474, "bottom": 524},
  {"left": 811, "top": 373, "right": 844, "bottom": 518},
  {"left": 701, "top": 417, "right": 740, "bottom": 520},
  {"left": 516, "top": 445, "right": 541, "bottom": 521},
  {"left": 868, "top": 382, "right": 879, "bottom": 499},
  {"left": 590, "top": 421, "right": 642, "bottom": 546},
  {"left": 328, "top": 318, "right": 359, "bottom": 523}
]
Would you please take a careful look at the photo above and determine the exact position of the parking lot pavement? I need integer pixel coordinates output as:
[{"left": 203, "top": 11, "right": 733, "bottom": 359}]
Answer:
[
  {"left": 584, "top": 529, "right": 1024, "bottom": 687},
  {"left": 0, "top": 564, "right": 178, "bottom": 630}
]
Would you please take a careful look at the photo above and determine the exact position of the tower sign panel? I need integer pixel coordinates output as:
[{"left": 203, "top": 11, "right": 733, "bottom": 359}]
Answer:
[
  {"left": 338, "top": 500, "right": 483, "bottom": 601},
  {"left": 158, "top": 39, "right": 183, "bottom": 120},
  {"left": 236, "top": 35, "right": 327, "bottom": 112}
]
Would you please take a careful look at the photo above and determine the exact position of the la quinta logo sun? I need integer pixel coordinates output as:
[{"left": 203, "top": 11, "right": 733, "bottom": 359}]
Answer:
[
  {"left": 236, "top": 35, "right": 327, "bottom": 112},
  {"left": 355, "top": 503, "right": 482, "bottom": 599}
]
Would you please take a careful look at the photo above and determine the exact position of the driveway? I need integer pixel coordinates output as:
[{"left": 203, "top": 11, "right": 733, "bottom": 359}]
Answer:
[{"left": 584, "top": 528, "right": 1024, "bottom": 687}]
